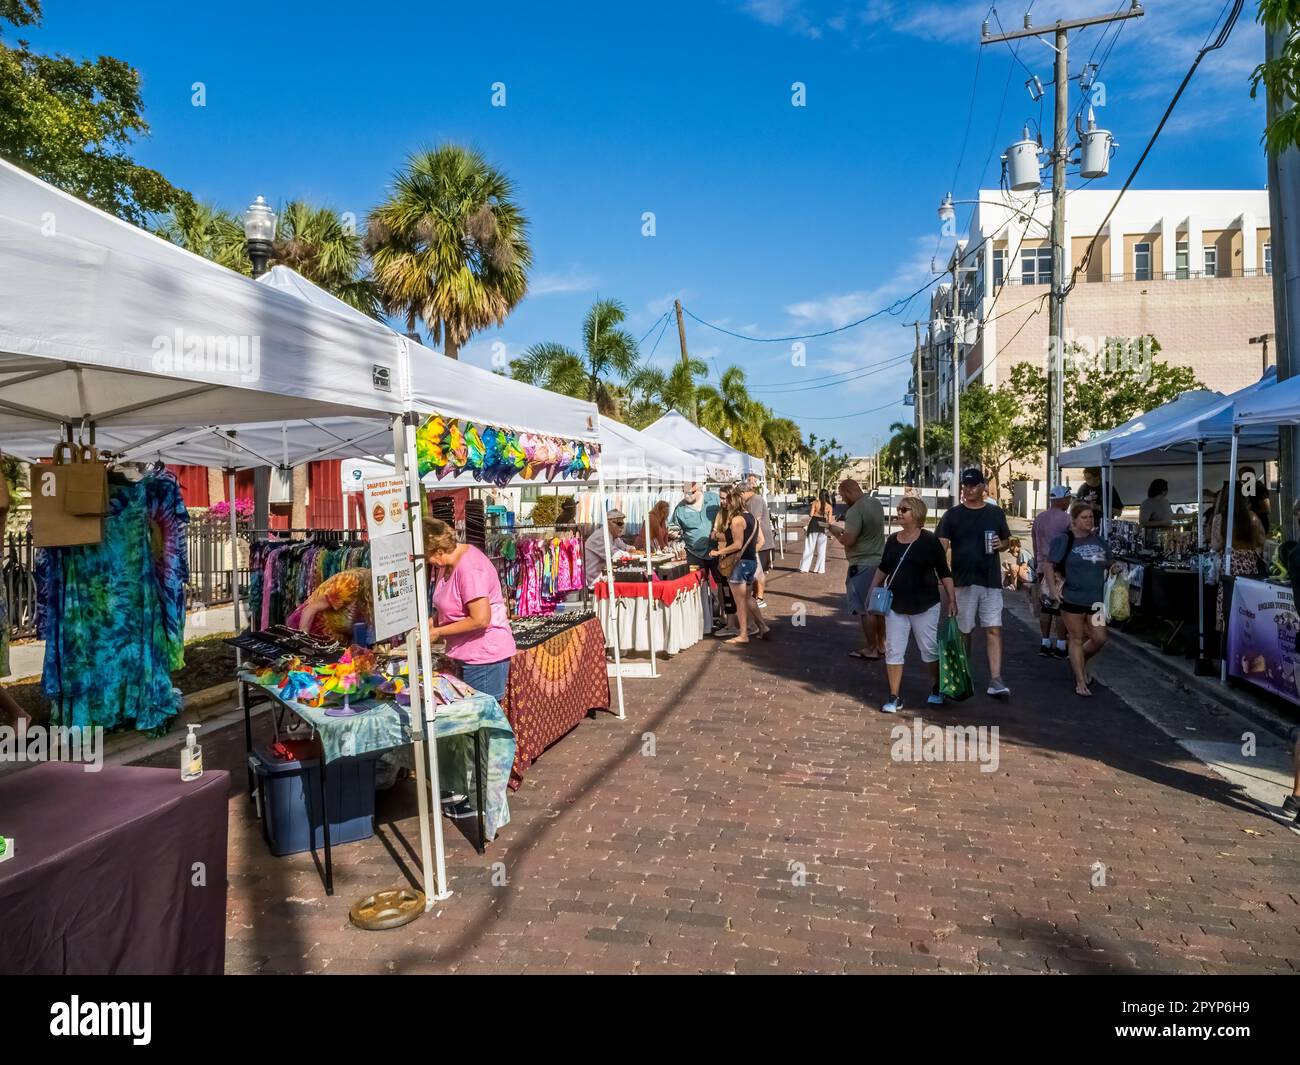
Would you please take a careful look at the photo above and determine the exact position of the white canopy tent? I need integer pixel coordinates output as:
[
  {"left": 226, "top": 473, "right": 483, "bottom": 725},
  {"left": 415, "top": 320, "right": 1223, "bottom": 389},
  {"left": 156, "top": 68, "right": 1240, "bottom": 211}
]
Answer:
[
  {"left": 0, "top": 160, "right": 612, "bottom": 911},
  {"left": 640, "top": 410, "right": 765, "bottom": 481}
]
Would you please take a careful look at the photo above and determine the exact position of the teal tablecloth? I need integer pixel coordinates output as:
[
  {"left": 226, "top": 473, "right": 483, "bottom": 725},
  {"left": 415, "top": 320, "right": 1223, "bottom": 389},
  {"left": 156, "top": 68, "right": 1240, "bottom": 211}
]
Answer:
[{"left": 240, "top": 673, "right": 515, "bottom": 839}]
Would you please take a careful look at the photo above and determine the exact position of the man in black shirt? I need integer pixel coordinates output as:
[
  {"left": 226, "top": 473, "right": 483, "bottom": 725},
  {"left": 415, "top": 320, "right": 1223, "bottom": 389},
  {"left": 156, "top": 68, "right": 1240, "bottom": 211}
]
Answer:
[{"left": 936, "top": 468, "right": 1011, "bottom": 697}]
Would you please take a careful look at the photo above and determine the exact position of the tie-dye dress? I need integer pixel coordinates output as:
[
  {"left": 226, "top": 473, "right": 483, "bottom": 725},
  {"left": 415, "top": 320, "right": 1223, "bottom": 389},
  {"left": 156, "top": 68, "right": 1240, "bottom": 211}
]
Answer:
[{"left": 39, "top": 471, "right": 189, "bottom": 732}]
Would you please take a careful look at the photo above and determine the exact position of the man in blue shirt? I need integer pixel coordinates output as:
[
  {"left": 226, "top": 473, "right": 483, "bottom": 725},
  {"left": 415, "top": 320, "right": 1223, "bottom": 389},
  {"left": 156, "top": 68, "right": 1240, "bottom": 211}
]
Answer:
[{"left": 671, "top": 481, "right": 725, "bottom": 632}]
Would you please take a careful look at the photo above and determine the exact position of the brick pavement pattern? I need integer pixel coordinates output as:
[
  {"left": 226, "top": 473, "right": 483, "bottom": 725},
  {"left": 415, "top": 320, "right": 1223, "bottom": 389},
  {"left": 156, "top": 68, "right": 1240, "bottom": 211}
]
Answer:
[{"left": 198, "top": 542, "right": 1300, "bottom": 974}]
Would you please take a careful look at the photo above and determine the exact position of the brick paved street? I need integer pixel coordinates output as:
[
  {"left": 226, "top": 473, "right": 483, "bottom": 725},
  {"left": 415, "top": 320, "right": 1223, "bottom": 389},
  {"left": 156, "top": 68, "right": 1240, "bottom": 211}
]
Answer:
[{"left": 184, "top": 543, "right": 1300, "bottom": 974}]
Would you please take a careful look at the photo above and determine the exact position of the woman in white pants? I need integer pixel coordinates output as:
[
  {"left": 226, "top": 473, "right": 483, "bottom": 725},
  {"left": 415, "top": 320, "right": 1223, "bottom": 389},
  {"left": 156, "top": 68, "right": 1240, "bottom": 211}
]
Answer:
[
  {"left": 800, "top": 489, "right": 832, "bottom": 574},
  {"left": 867, "top": 495, "right": 956, "bottom": 713}
]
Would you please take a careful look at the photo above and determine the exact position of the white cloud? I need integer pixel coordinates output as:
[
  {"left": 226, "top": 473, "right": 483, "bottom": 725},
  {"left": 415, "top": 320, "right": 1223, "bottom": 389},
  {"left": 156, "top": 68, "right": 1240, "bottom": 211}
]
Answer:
[{"left": 528, "top": 266, "right": 600, "bottom": 297}]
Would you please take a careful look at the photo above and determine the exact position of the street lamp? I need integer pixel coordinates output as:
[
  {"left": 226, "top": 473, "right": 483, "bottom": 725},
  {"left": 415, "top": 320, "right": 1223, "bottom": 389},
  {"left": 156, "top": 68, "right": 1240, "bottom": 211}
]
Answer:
[
  {"left": 937, "top": 193, "right": 956, "bottom": 227},
  {"left": 242, "top": 195, "right": 277, "bottom": 279}
]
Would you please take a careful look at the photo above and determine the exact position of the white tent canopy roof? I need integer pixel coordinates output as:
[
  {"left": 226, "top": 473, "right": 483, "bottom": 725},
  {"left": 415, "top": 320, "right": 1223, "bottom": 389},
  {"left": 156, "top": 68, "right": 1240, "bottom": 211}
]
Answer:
[
  {"left": 1106, "top": 369, "right": 1277, "bottom": 466},
  {"left": 1057, "top": 391, "right": 1223, "bottom": 469},
  {"left": 639, "top": 410, "right": 765, "bottom": 480},
  {"left": 0, "top": 159, "right": 405, "bottom": 462},
  {"left": 1233, "top": 370, "right": 1300, "bottom": 427},
  {"left": 257, "top": 267, "right": 600, "bottom": 444}
]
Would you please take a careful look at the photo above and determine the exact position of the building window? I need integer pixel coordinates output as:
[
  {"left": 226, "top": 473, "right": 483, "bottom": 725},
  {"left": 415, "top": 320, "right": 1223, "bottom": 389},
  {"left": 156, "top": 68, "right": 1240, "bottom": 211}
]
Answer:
[
  {"left": 1203, "top": 246, "right": 1217, "bottom": 277},
  {"left": 1134, "top": 242, "right": 1152, "bottom": 281},
  {"left": 1175, "top": 240, "right": 1188, "bottom": 280},
  {"left": 1021, "top": 247, "right": 1051, "bottom": 285},
  {"left": 1264, "top": 242, "right": 1273, "bottom": 277},
  {"left": 992, "top": 249, "right": 1005, "bottom": 287}
]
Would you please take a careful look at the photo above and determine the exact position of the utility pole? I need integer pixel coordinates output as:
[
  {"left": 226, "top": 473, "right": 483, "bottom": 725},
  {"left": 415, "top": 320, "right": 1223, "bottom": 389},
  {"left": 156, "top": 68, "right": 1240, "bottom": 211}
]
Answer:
[
  {"left": 914, "top": 321, "right": 926, "bottom": 487},
  {"left": 673, "top": 299, "right": 699, "bottom": 424},
  {"left": 951, "top": 260, "right": 962, "bottom": 498},
  {"left": 983, "top": 2, "right": 1144, "bottom": 489}
]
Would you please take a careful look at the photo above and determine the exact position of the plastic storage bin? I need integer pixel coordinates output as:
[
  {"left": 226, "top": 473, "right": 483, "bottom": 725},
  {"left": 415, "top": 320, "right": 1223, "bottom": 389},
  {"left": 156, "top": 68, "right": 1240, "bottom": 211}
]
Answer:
[{"left": 250, "top": 741, "right": 377, "bottom": 856}]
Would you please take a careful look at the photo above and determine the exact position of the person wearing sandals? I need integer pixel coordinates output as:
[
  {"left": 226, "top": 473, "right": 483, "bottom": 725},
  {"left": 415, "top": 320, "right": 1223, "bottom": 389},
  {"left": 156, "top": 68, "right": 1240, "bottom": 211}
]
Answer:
[
  {"left": 1041, "top": 501, "right": 1122, "bottom": 697},
  {"left": 709, "top": 485, "right": 770, "bottom": 645},
  {"left": 832, "top": 478, "right": 886, "bottom": 661},
  {"left": 869, "top": 495, "right": 956, "bottom": 713}
]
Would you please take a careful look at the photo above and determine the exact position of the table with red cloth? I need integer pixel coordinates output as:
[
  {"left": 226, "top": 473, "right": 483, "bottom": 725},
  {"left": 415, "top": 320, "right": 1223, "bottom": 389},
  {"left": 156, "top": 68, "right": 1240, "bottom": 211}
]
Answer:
[
  {"left": 504, "top": 616, "right": 610, "bottom": 789},
  {"left": 0, "top": 762, "right": 229, "bottom": 975},
  {"left": 592, "top": 570, "right": 705, "bottom": 655}
]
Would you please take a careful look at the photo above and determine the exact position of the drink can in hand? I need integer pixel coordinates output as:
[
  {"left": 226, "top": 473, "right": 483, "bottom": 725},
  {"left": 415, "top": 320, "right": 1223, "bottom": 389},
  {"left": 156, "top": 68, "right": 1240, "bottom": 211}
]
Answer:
[{"left": 985, "top": 529, "right": 998, "bottom": 555}]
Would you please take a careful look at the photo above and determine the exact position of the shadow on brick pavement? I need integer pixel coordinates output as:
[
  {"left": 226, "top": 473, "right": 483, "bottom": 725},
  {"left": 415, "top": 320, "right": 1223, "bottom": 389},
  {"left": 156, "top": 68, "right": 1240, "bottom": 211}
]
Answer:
[{"left": 133, "top": 538, "right": 1300, "bottom": 974}]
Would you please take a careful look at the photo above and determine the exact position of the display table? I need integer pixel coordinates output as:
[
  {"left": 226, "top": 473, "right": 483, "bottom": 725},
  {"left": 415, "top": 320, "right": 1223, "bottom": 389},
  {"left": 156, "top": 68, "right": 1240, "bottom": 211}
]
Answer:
[
  {"left": 593, "top": 570, "right": 704, "bottom": 655},
  {"left": 1226, "top": 576, "right": 1300, "bottom": 705},
  {"left": 1118, "top": 557, "right": 1214, "bottom": 655},
  {"left": 0, "top": 762, "right": 228, "bottom": 975},
  {"left": 240, "top": 673, "right": 516, "bottom": 889},
  {"left": 505, "top": 616, "right": 610, "bottom": 789}
]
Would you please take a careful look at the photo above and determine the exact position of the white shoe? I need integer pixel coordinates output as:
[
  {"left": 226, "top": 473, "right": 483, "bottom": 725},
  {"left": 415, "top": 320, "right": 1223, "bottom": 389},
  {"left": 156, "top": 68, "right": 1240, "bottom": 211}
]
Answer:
[
  {"left": 755, "top": 598, "right": 768, "bottom": 609},
  {"left": 987, "top": 678, "right": 1011, "bottom": 697},
  {"left": 881, "top": 696, "right": 902, "bottom": 714}
]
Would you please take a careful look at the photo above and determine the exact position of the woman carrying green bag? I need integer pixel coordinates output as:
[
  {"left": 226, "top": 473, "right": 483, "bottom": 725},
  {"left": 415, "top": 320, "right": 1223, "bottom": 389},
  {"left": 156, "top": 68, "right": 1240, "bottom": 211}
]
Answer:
[{"left": 868, "top": 495, "right": 957, "bottom": 714}]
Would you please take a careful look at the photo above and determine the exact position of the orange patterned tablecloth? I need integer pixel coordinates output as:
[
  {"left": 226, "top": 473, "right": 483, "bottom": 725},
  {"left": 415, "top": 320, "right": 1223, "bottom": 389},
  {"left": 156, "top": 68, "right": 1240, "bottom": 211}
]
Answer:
[{"left": 504, "top": 617, "right": 610, "bottom": 790}]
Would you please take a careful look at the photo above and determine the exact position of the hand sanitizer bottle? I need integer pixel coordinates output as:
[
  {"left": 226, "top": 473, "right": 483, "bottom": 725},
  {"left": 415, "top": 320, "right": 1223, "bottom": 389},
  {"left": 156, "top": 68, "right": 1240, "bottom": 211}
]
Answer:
[{"left": 181, "top": 723, "right": 203, "bottom": 781}]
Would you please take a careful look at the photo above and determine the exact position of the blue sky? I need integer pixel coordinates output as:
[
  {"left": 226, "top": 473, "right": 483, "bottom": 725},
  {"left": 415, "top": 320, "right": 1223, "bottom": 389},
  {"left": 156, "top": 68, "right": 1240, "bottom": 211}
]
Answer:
[{"left": 24, "top": 0, "right": 1268, "bottom": 455}]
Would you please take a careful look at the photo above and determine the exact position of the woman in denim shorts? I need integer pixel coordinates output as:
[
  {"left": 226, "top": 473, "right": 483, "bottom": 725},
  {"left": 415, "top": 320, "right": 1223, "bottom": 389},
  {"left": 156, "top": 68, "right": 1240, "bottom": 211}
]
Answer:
[{"left": 710, "top": 486, "right": 770, "bottom": 645}]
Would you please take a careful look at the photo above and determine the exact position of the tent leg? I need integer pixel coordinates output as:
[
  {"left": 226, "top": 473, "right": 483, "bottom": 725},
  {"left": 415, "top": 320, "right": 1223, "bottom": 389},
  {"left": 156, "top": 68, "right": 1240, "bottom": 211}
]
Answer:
[
  {"left": 595, "top": 448, "right": 625, "bottom": 719},
  {"left": 1194, "top": 442, "right": 1215, "bottom": 675},
  {"left": 1221, "top": 429, "right": 1240, "bottom": 685},
  {"left": 645, "top": 480, "right": 658, "bottom": 678},
  {"left": 394, "top": 416, "right": 450, "bottom": 906},
  {"left": 228, "top": 467, "right": 255, "bottom": 800}
]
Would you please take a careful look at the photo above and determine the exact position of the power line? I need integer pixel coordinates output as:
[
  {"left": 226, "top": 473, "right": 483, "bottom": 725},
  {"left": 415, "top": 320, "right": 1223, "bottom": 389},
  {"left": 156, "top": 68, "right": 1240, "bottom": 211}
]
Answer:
[
  {"left": 768, "top": 398, "right": 907, "bottom": 422},
  {"left": 1072, "top": 0, "right": 1246, "bottom": 289},
  {"left": 747, "top": 350, "right": 917, "bottom": 390},
  {"left": 748, "top": 353, "right": 915, "bottom": 394},
  {"left": 646, "top": 312, "right": 672, "bottom": 359},
  {"left": 637, "top": 310, "right": 670, "bottom": 348}
]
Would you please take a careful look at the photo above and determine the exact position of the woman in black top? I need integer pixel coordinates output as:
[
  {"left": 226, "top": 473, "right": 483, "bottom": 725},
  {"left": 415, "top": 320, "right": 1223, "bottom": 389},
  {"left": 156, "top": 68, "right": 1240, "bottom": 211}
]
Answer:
[
  {"left": 868, "top": 495, "right": 956, "bottom": 713},
  {"left": 709, "top": 485, "right": 769, "bottom": 645}
]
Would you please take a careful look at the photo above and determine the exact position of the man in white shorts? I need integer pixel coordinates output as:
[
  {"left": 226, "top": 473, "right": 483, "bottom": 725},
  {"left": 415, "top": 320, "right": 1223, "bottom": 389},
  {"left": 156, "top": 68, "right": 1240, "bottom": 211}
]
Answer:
[{"left": 936, "top": 468, "right": 1012, "bottom": 697}]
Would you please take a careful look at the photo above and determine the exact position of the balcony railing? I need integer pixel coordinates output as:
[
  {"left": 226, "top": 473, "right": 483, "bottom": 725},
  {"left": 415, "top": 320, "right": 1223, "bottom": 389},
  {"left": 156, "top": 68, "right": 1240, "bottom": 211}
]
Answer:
[{"left": 993, "top": 267, "right": 1272, "bottom": 288}]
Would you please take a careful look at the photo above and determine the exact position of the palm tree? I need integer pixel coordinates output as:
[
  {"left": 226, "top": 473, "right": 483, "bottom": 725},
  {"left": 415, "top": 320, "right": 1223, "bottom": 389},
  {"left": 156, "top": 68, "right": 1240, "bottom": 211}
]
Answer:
[
  {"left": 272, "top": 200, "right": 379, "bottom": 316},
  {"left": 620, "top": 356, "right": 708, "bottom": 428},
  {"left": 155, "top": 200, "right": 248, "bottom": 272},
  {"left": 509, "top": 298, "right": 640, "bottom": 416},
  {"left": 156, "top": 199, "right": 379, "bottom": 315},
  {"left": 366, "top": 144, "right": 531, "bottom": 358},
  {"left": 760, "top": 416, "right": 804, "bottom": 481},
  {"left": 697, "top": 365, "right": 764, "bottom": 455}
]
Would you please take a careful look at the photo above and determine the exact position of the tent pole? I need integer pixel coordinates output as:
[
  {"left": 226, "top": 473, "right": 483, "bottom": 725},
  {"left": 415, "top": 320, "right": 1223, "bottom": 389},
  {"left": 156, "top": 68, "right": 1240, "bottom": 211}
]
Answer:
[
  {"left": 1221, "top": 428, "right": 1240, "bottom": 685},
  {"left": 644, "top": 479, "right": 657, "bottom": 678},
  {"left": 228, "top": 465, "right": 254, "bottom": 800},
  {"left": 1196, "top": 441, "right": 1208, "bottom": 671},
  {"left": 595, "top": 436, "right": 625, "bottom": 719}
]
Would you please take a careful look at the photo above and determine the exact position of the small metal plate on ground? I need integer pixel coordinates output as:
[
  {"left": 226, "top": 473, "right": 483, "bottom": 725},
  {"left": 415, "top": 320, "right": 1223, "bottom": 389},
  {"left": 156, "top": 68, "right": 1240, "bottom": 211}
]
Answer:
[{"left": 350, "top": 887, "right": 426, "bottom": 930}]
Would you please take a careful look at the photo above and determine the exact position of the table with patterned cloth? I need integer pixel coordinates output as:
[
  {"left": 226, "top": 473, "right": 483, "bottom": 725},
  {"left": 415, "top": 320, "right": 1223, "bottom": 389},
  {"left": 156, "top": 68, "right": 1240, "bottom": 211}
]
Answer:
[
  {"left": 592, "top": 570, "right": 704, "bottom": 655},
  {"left": 505, "top": 616, "right": 610, "bottom": 789},
  {"left": 239, "top": 672, "right": 515, "bottom": 841}
]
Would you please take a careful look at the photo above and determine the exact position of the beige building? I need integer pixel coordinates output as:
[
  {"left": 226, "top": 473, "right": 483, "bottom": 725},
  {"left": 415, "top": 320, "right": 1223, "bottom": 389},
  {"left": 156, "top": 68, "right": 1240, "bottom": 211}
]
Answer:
[{"left": 916, "top": 189, "right": 1276, "bottom": 461}]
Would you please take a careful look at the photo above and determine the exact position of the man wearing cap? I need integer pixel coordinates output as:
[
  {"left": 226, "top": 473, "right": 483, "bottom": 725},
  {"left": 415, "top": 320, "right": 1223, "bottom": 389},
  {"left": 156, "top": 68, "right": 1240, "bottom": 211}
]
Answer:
[
  {"left": 585, "top": 510, "right": 637, "bottom": 589},
  {"left": 937, "top": 468, "right": 1013, "bottom": 696},
  {"left": 831, "top": 478, "right": 886, "bottom": 659},
  {"left": 1031, "top": 486, "right": 1073, "bottom": 658},
  {"left": 671, "top": 482, "right": 724, "bottom": 631}
]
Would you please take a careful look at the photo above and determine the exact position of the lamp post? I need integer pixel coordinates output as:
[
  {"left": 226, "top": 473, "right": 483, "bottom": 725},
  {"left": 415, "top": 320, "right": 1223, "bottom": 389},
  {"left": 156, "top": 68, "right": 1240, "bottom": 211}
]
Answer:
[{"left": 243, "top": 195, "right": 277, "bottom": 279}]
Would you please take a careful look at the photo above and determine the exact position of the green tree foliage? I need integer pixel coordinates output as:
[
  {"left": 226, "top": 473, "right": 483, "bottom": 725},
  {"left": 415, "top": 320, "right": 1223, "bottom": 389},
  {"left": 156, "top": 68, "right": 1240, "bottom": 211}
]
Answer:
[
  {"left": 1253, "top": 1, "right": 1300, "bottom": 153},
  {"left": 366, "top": 145, "right": 531, "bottom": 358},
  {"left": 1006, "top": 336, "right": 1203, "bottom": 456},
  {"left": 806, "top": 432, "right": 851, "bottom": 491},
  {"left": 509, "top": 298, "right": 640, "bottom": 417},
  {"left": 0, "top": 1, "right": 189, "bottom": 225}
]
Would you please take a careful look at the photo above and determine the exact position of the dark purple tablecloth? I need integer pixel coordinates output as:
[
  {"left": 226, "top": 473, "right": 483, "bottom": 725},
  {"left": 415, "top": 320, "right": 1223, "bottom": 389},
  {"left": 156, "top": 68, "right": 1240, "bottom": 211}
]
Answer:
[{"left": 0, "top": 762, "right": 228, "bottom": 975}]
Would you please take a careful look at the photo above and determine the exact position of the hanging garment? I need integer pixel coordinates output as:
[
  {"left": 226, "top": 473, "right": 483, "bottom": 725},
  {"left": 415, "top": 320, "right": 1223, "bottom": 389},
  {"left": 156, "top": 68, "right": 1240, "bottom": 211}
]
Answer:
[{"left": 38, "top": 470, "right": 189, "bottom": 733}]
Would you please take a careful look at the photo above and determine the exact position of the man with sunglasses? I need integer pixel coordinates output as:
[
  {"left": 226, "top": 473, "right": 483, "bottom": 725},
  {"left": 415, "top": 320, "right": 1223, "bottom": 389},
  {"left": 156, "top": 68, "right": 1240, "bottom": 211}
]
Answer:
[{"left": 585, "top": 509, "right": 637, "bottom": 588}]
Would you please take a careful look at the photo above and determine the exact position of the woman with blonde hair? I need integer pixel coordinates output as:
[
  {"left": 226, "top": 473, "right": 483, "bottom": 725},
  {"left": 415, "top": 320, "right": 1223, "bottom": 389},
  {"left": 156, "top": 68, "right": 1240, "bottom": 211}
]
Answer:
[
  {"left": 868, "top": 494, "right": 955, "bottom": 713},
  {"left": 709, "top": 485, "right": 769, "bottom": 644}
]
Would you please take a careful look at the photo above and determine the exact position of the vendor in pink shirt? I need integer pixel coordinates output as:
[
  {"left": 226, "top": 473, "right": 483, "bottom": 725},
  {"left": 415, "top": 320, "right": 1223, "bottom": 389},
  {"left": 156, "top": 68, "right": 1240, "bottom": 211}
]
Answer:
[{"left": 424, "top": 517, "right": 517, "bottom": 704}]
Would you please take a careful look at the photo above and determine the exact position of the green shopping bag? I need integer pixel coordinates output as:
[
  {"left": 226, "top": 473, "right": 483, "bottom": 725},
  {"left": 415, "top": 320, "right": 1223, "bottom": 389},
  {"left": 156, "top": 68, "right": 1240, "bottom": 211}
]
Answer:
[{"left": 937, "top": 615, "right": 974, "bottom": 702}]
